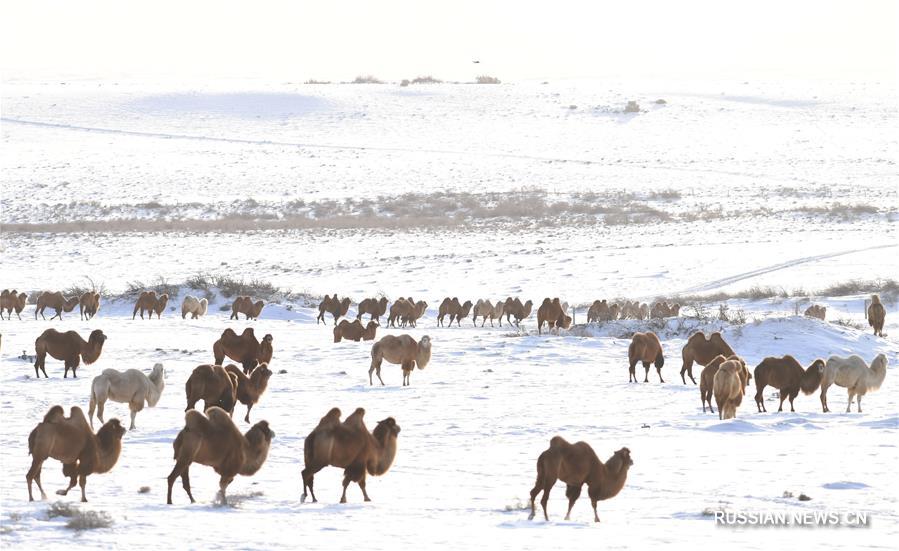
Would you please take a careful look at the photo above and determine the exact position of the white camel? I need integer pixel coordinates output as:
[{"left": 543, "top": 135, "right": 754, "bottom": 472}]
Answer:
[
  {"left": 821, "top": 354, "right": 888, "bottom": 413},
  {"left": 89, "top": 363, "right": 166, "bottom": 429},
  {"left": 181, "top": 295, "right": 209, "bottom": 319}
]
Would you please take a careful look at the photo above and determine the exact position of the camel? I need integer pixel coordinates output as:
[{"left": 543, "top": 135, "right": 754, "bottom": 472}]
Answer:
[
  {"left": 212, "top": 328, "right": 273, "bottom": 374},
  {"left": 804, "top": 304, "right": 826, "bottom": 321},
  {"left": 334, "top": 319, "right": 379, "bottom": 342},
  {"left": 451, "top": 299, "right": 474, "bottom": 326},
  {"left": 301, "top": 407, "right": 401, "bottom": 504},
  {"left": 1, "top": 290, "right": 27, "bottom": 320},
  {"left": 473, "top": 299, "right": 504, "bottom": 327},
  {"left": 185, "top": 364, "right": 239, "bottom": 415},
  {"left": 699, "top": 355, "right": 748, "bottom": 413},
  {"left": 680, "top": 331, "right": 736, "bottom": 384},
  {"left": 503, "top": 298, "right": 533, "bottom": 326},
  {"left": 555, "top": 313, "right": 573, "bottom": 330},
  {"left": 35, "top": 291, "right": 79, "bottom": 321},
  {"left": 318, "top": 294, "right": 351, "bottom": 325},
  {"left": 357, "top": 297, "right": 389, "bottom": 323},
  {"left": 753, "top": 356, "right": 825, "bottom": 413},
  {"left": 868, "top": 295, "right": 886, "bottom": 337},
  {"left": 627, "top": 332, "right": 664, "bottom": 383},
  {"left": 587, "top": 300, "right": 607, "bottom": 323},
  {"left": 27, "top": 405, "right": 126, "bottom": 502},
  {"left": 713, "top": 359, "right": 748, "bottom": 420},
  {"left": 132, "top": 290, "right": 168, "bottom": 319},
  {"left": 820, "top": 354, "right": 888, "bottom": 413},
  {"left": 34, "top": 328, "right": 107, "bottom": 378},
  {"left": 437, "top": 297, "right": 458, "bottom": 326},
  {"left": 402, "top": 300, "right": 427, "bottom": 327},
  {"left": 609, "top": 303, "right": 621, "bottom": 320},
  {"left": 224, "top": 363, "right": 272, "bottom": 423},
  {"left": 639, "top": 303, "right": 651, "bottom": 319},
  {"left": 79, "top": 291, "right": 101, "bottom": 320},
  {"left": 537, "top": 298, "right": 566, "bottom": 334},
  {"left": 89, "top": 363, "right": 166, "bottom": 430},
  {"left": 387, "top": 298, "right": 414, "bottom": 328},
  {"left": 166, "top": 406, "right": 274, "bottom": 505},
  {"left": 369, "top": 334, "right": 432, "bottom": 386},
  {"left": 181, "top": 295, "right": 209, "bottom": 319},
  {"left": 230, "top": 296, "right": 265, "bottom": 320},
  {"left": 528, "top": 437, "right": 632, "bottom": 523}
]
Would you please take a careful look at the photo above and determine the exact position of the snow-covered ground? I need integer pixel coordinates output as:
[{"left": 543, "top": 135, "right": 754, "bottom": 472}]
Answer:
[{"left": 1, "top": 78, "right": 897, "bottom": 549}]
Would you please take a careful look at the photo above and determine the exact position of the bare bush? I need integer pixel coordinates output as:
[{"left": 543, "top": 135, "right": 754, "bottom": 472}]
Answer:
[
  {"left": 66, "top": 510, "right": 114, "bottom": 530},
  {"left": 352, "top": 75, "right": 383, "bottom": 84},
  {"left": 410, "top": 75, "right": 442, "bottom": 84},
  {"left": 475, "top": 75, "right": 501, "bottom": 84}
]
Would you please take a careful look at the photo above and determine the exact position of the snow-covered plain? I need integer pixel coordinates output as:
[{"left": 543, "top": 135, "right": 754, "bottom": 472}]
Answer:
[{"left": 1, "top": 78, "right": 897, "bottom": 549}]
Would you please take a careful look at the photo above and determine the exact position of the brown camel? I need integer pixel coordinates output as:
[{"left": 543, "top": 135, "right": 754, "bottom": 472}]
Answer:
[
  {"left": 79, "top": 291, "right": 101, "bottom": 320},
  {"left": 713, "top": 359, "right": 747, "bottom": 420},
  {"left": 867, "top": 295, "right": 886, "bottom": 337},
  {"left": 357, "top": 297, "right": 389, "bottom": 323},
  {"left": 301, "top": 407, "right": 401, "bottom": 504},
  {"left": 402, "top": 300, "right": 428, "bottom": 328},
  {"left": 34, "top": 328, "right": 107, "bottom": 378},
  {"left": 369, "top": 334, "right": 432, "bottom": 386},
  {"left": 528, "top": 437, "right": 632, "bottom": 523},
  {"left": 451, "top": 299, "right": 474, "bottom": 326},
  {"left": 627, "top": 332, "right": 665, "bottom": 383},
  {"left": 387, "top": 298, "right": 414, "bottom": 328},
  {"left": 504, "top": 298, "right": 533, "bottom": 326},
  {"left": 473, "top": 299, "right": 504, "bottom": 327},
  {"left": 318, "top": 295, "right": 351, "bottom": 325},
  {"left": 1, "top": 290, "right": 28, "bottom": 320},
  {"left": 27, "top": 405, "right": 125, "bottom": 502},
  {"left": 680, "top": 331, "right": 736, "bottom": 384},
  {"left": 212, "top": 328, "right": 274, "bottom": 374},
  {"left": 334, "top": 319, "right": 379, "bottom": 342},
  {"left": 230, "top": 296, "right": 266, "bottom": 320},
  {"left": 184, "top": 364, "right": 239, "bottom": 415},
  {"left": 132, "top": 290, "right": 168, "bottom": 319},
  {"left": 587, "top": 300, "right": 606, "bottom": 323},
  {"left": 35, "top": 291, "right": 79, "bottom": 321},
  {"left": 537, "top": 298, "right": 565, "bottom": 334},
  {"left": 753, "top": 355, "right": 825, "bottom": 413},
  {"left": 699, "top": 355, "right": 748, "bottom": 413},
  {"left": 804, "top": 304, "right": 826, "bottom": 321},
  {"left": 437, "top": 297, "right": 458, "bottom": 326},
  {"left": 223, "top": 363, "right": 272, "bottom": 423},
  {"left": 166, "top": 406, "right": 274, "bottom": 505}
]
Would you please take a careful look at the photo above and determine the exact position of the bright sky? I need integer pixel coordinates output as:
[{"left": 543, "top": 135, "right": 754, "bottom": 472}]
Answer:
[{"left": 2, "top": 0, "right": 896, "bottom": 81}]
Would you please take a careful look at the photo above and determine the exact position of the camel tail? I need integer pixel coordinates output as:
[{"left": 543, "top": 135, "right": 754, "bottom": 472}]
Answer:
[
  {"left": 655, "top": 348, "right": 665, "bottom": 369},
  {"left": 303, "top": 431, "right": 315, "bottom": 466},
  {"left": 27, "top": 427, "right": 36, "bottom": 455}
]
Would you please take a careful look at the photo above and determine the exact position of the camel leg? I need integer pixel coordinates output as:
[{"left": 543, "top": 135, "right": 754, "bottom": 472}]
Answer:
[
  {"left": 789, "top": 390, "right": 798, "bottom": 413},
  {"left": 846, "top": 390, "right": 854, "bottom": 414},
  {"left": 57, "top": 463, "right": 79, "bottom": 496},
  {"left": 777, "top": 394, "right": 786, "bottom": 412},
  {"left": 181, "top": 465, "right": 195, "bottom": 503},
  {"left": 564, "top": 484, "right": 582, "bottom": 520},
  {"left": 657, "top": 366, "right": 664, "bottom": 383},
  {"left": 754, "top": 387, "right": 764, "bottom": 412},
  {"left": 218, "top": 476, "right": 234, "bottom": 505},
  {"left": 358, "top": 472, "right": 371, "bottom": 502},
  {"left": 643, "top": 361, "right": 650, "bottom": 383},
  {"left": 244, "top": 403, "right": 253, "bottom": 424},
  {"left": 26, "top": 457, "right": 47, "bottom": 501},
  {"left": 78, "top": 474, "right": 89, "bottom": 502},
  {"left": 185, "top": 397, "right": 198, "bottom": 412},
  {"left": 591, "top": 497, "right": 600, "bottom": 523},
  {"left": 820, "top": 384, "right": 829, "bottom": 413},
  {"left": 857, "top": 393, "right": 863, "bottom": 413},
  {"left": 301, "top": 464, "right": 324, "bottom": 503},
  {"left": 528, "top": 481, "right": 542, "bottom": 521},
  {"left": 340, "top": 464, "right": 364, "bottom": 503},
  {"left": 96, "top": 400, "right": 105, "bottom": 425},
  {"left": 539, "top": 480, "right": 553, "bottom": 521},
  {"left": 167, "top": 460, "right": 188, "bottom": 504},
  {"left": 628, "top": 361, "right": 636, "bottom": 383},
  {"left": 129, "top": 404, "right": 139, "bottom": 430},
  {"left": 680, "top": 360, "right": 692, "bottom": 385}
]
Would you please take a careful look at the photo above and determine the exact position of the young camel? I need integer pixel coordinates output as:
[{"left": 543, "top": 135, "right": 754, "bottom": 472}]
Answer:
[
  {"left": 713, "top": 359, "right": 748, "bottom": 420},
  {"left": 301, "top": 407, "right": 401, "bottom": 504},
  {"left": 224, "top": 363, "right": 273, "bottom": 423},
  {"left": 27, "top": 405, "right": 126, "bottom": 502},
  {"left": 34, "top": 328, "right": 107, "bottom": 378},
  {"left": 528, "top": 437, "right": 633, "bottom": 523},
  {"left": 89, "top": 363, "right": 166, "bottom": 429},
  {"left": 166, "top": 406, "right": 274, "bottom": 505},
  {"left": 699, "top": 355, "right": 747, "bottom": 414},
  {"left": 369, "top": 335, "right": 432, "bottom": 386}
]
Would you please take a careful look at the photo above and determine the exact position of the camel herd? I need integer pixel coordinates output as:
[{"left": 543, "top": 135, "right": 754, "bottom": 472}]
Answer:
[
  {"left": 7, "top": 286, "right": 893, "bottom": 522},
  {"left": 627, "top": 329, "right": 890, "bottom": 420}
]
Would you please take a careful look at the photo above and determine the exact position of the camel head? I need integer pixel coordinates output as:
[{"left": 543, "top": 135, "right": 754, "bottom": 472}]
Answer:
[
  {"left": 251, "top": 363, "right": 273, "bottom": 385},
  {"left": 97, "top": 418, "right": 127, "bottom": 445},
  {"left": 872, "top": 353, "right": 888, "bottom": 372},
  {"left": 810, "top": 359, "right": 826, "bottom": 374},
  {"left": 89, "top": 329, "right": 108, "bottom": 345},
  {"left": 871, "top": 294, "right": 881, "bottom": 305},
  {"left": 374, "top": 417, "right": 401, "bottom": 439},
  {"left": 150, "top": 363, "right": 166, "bottom": 381},
  {"left": 262, "top": 334, "right": 273, "bottom": 344},
  {"left": 247, "top": 419, "right": 276, "bottom": 443},
  {"left": 615, "top": 447, "right": 634, "bottom": 467}
]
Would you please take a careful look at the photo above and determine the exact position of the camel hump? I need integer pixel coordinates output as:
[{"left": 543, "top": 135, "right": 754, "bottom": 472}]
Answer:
[
  {"left": 226, "top": 371, "right": 240, "bottom": 389},
  {"left": 549, "top": 435, "right": 569, "bottom": 449},
  {"left": 221, "top": 328, "right": 238, "bottom": 339},
  {"left": 43, "top": 405, "right": 65, "bottom": 423},
  {"left": 317, "top": 407, "right": 342, "bottom": 428},
  {"left": 343, "top": 408, "right": 367, "bottom": 430},
  {"left": 206, "top": 406, "right": 235, "bottom": 429},
  {"left": 184, "top": 409, "right": 212, "bottom": 434}
]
